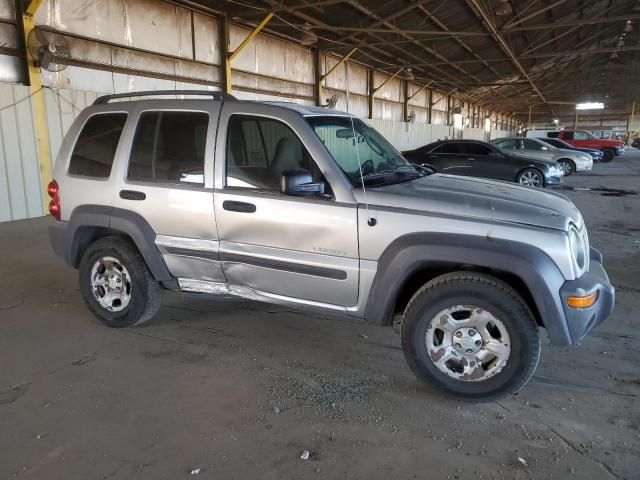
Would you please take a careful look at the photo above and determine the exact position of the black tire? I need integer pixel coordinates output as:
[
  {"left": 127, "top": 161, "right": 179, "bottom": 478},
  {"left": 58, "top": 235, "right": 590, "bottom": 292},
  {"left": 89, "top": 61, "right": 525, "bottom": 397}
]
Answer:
[
  {"left": 557, "top": 159, "right": 574, "bottom": 176},
  {"left": 516, "top": 168, "right": 545, "bottom": 188},
  {"left": 602, "top": 148, "right": 615, "bottom": 162},
  {"left": 401, "top": 272, "right": 541, "bottom": 402},
  {"left": 79, "top": 236, "right": 162, "bottom": 328}
]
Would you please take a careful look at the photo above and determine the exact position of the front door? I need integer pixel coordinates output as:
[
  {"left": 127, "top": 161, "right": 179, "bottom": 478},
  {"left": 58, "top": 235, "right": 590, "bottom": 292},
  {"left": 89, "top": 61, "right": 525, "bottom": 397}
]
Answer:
[{"left": 213, "top": 109, "right": 359, "bottom": 308}]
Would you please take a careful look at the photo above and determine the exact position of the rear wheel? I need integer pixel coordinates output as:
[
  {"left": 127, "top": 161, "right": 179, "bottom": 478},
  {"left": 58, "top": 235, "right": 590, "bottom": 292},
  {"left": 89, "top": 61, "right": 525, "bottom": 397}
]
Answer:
[
  {"left": 401, "top": 272, "right": 541, "bottom": 401},
  {"left": 557, "top": 159, "right": 574, "bottom": 176},
  {"left": 79, "top": 236, "right": 162, "bottom": 328},
  {"left": 517, "top": 168, "right": 544, "bottom": 187},
  {"left": 602, "top": 148, "right": 615, "bottom": 162}
]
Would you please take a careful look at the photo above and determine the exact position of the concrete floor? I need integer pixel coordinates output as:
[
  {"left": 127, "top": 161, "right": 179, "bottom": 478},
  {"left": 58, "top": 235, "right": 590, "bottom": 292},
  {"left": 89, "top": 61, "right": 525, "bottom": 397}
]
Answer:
[{"left": 1, "top": 151, "right": 639, "bottom": 480}]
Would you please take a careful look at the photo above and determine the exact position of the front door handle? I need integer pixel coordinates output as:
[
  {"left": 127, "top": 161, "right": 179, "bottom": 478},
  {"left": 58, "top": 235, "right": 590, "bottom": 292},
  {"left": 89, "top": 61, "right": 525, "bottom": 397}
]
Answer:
[
  {"left": 223, "top": 200, "right": 256, "bottom": 213},
  {"left": 120, "top": 190, "right": 146, "bottom": 201}
]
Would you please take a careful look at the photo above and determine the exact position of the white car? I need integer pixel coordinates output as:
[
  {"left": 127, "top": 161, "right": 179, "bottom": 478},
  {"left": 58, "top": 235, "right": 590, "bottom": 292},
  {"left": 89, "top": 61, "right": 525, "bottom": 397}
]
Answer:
[{"left": 491, "top": 137, "right": 593, "bottom": 176}]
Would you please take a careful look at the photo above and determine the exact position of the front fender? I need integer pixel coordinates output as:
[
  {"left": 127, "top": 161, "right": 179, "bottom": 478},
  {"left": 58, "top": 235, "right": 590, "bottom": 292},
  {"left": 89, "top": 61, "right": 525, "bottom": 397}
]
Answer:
[{"left": 364, "top": 233, "right": 573, "bottom": 345}]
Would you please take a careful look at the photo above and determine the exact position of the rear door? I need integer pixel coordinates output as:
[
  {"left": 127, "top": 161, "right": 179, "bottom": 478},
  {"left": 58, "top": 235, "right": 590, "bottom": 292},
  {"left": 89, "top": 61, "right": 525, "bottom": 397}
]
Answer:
[
  {"left": 212, "top": 104, "right": 359, "bottom": 308},
  {"left": 111, "top": 101, "right": 225, "bottom": 284},
  {"left": 424, "top": 142, "right": 471, "bottom": 175},
  {"left": 465, "top": 142, "right": 514, "bottom": 181}
]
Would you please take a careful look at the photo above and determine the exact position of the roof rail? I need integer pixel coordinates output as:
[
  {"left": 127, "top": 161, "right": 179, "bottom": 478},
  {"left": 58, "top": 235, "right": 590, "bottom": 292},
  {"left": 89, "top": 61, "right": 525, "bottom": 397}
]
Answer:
[{"left": 93, "top": 90, "right": 236, "bottom": 105}]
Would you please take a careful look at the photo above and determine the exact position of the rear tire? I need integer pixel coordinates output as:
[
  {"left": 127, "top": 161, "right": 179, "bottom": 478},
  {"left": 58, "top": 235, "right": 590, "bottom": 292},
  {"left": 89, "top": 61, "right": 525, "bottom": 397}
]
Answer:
[
  {"left": 558, "top": 159, "right": 574, "bottom": 176},
  {"left": 517, "top": 168, "right": 544, "bottom": 187},
  {"left": 79, "top": 236, "right": 162, "bottom": 328},
  {"left": 401, "top": 272, "right": 541, "bottom": 402},
  {"left": 602, "top": 148, "right": 615, "bottom": 162}
]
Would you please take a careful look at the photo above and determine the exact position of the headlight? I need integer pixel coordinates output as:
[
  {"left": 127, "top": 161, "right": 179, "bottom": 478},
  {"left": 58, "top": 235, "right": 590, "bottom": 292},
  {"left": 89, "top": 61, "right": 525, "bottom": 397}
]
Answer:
[
  {"left": 579, "top": 154, "right": 591, "bottom": 161},
  {"left": 569, "top": 225, "right": 586, "bottom": 272}
]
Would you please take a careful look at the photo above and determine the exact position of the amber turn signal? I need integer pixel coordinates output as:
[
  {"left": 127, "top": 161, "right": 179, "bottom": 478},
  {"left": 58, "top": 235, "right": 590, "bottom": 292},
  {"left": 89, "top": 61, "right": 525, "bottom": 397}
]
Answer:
[{"left": 567, "top": 291, "right": 598, "bottom": 309}]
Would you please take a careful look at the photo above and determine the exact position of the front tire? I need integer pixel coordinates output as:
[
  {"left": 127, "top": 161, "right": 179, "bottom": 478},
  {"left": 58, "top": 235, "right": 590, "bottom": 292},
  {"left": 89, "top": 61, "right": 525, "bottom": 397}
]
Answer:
[
  {"left": 401, "top": 272, "right": 541, "bottom": 402},
  {"left": 517, "top": 168, "right": 544, "bottom": 187},
  {"left": 602, "top": 148, "right": 615, "bottom": 162},
  {"left": 79, "top": 236, "right": 162, "bottom": 328}
]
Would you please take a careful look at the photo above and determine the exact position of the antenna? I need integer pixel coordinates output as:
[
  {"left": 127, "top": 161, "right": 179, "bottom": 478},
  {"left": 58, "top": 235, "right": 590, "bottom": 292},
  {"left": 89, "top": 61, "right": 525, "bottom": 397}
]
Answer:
[{"left": 345, "top": 58, "right": 376, "bottom": 227}]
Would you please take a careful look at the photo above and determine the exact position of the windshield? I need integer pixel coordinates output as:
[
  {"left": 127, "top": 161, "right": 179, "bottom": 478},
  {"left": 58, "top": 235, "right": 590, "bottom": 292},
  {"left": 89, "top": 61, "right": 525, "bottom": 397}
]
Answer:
[{"left": 306, "top": 116, "right": 422, "bottom": 187}]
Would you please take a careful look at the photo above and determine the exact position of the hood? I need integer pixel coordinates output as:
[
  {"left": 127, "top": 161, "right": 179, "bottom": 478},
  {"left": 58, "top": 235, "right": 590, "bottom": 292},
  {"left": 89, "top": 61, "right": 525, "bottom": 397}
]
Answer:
[
  {"left": 358, "top": 174, "right": 582, "bottom": 231},
  {"left": 557, "top": 148, "right": 590, "bottom": 159}
]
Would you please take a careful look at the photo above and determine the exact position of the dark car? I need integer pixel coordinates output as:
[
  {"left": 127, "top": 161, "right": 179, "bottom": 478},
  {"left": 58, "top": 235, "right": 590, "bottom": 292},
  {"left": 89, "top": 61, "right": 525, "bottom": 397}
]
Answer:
[
  {"left": 537, "top": 137, "right": 605, "bottom": 162},
  {"left": 632, "top": 138, "right": 640, "bottom": 148},
  {"left": 402, "top": 140, "right": 563, "bottom": 188}
]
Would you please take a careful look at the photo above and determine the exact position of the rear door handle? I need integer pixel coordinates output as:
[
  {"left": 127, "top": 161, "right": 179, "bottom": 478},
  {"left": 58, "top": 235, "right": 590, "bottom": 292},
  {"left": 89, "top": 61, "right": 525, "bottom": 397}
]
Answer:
[
  {"left": 223, "top": 200, "right": 256, "bottom": 213},
  {"left": 119, "top": 190, "right": 146, "bottom": 201}
]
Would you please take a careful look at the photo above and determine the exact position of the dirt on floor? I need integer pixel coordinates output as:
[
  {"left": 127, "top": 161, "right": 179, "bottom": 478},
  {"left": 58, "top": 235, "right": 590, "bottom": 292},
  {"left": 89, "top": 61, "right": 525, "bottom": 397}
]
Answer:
[{"left": 1, "top": 152, "right": 639, "bottom": 480}]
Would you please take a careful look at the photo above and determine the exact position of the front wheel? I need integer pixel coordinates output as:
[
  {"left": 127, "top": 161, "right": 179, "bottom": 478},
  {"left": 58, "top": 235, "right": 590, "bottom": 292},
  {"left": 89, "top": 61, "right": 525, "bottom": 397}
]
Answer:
[
  {"left": 517, "top": 168, "right": 544, "bottom": 187},
  {"left": 401, "top": 272, "right": 541, "bottom": 401},
  {"left": 602, "top": 148, "right": 615, "bottom": 162}
]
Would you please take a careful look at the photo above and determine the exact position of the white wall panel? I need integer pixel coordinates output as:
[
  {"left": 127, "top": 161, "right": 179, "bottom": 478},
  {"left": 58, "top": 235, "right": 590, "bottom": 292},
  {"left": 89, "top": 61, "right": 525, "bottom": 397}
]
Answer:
[{"left": 0, "top": 0, "right": 14, "bottom": 20}]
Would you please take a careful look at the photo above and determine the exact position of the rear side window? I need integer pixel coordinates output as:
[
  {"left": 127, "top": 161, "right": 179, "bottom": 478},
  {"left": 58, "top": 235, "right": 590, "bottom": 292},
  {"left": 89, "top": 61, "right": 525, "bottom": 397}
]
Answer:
[
  {"left": 465, "top": 143, "right": 492, "bottom": 155},
  {"left": 433, "top": 143, "right": 463, "bottom": 154},
  {"left": 562, "top": 131, "right": 574, "bottom": 140},
  {"left": 68, "top": 113, "right": 128, "bottom": 178},
  {"left": 128, "top": 111, "right": 209, "bottom": 186}
]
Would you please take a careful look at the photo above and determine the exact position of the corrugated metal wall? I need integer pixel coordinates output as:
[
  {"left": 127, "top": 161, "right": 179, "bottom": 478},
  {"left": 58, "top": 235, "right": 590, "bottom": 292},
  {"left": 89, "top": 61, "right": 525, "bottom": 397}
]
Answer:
[
  {"left": 0, "top": 0, "right": 517, "bottom": 221},
  {"left": 0, "top": 84, "right": 99, "bottom": 221}
]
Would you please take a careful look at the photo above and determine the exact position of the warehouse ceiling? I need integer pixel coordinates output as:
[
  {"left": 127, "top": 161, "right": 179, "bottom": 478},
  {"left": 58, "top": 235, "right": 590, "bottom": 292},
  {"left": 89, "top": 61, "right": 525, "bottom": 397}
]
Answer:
[{"left": 188, "top": 0, "right": 640, "bottom": 122}]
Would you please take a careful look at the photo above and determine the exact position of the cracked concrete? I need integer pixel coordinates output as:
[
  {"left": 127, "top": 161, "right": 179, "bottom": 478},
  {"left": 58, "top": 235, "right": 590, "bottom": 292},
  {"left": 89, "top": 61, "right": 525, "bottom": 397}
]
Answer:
[{"left": 1, "top": 151, "right": 639, "bottom": 479}]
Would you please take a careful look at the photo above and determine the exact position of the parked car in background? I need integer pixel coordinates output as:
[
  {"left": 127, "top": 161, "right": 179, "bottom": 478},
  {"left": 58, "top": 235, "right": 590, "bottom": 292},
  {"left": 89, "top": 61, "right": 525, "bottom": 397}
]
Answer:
[
  {"left": 491, "top": 137, "right": 592, "bottom": 176},
  {"left": 546, "top": 130, "right": 624, "bottom": 162},
  {"left": 632, "top": 138, "right": 640, "bottom": 149},
  {"left": 537, "top": 137, "right": 605, "bottom": 163},
  {"left": 402, "top": 140, "right": 563, "bottom": 187}
]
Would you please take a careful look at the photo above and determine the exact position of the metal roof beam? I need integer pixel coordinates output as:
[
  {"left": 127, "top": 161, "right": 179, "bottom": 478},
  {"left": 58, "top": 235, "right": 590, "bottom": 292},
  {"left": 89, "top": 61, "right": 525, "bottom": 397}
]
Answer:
[{"left": 502, "top": 14, "right": 640, "bottom": 32}]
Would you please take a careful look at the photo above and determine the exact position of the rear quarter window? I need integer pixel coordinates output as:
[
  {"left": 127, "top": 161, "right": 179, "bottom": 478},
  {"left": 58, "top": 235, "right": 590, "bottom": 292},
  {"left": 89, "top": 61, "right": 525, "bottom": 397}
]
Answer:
[{"left": 68, "top": 113, "right": 128, "bottom": 178}]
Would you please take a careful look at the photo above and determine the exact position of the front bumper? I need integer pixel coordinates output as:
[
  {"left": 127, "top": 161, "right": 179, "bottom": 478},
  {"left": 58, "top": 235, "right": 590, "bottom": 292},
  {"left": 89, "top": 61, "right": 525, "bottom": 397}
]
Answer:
[
  {"left": 559, "top": 247, "right": 615, "bottom": 344},
  {"left": 616, "top": 146, "right": 625, "bottom": 155},
  {"left": 574, "top": 158, "right": 593, "bottom": 172},
  {"left": 545, "top": 175, "right": 563, "bottom": 186}
]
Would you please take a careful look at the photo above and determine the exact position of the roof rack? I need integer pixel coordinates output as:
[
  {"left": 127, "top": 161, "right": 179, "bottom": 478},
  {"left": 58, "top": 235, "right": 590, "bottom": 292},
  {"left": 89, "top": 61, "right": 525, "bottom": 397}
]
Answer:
[{"left": 93, "top": 90, "right": 236, "bottom": 105}]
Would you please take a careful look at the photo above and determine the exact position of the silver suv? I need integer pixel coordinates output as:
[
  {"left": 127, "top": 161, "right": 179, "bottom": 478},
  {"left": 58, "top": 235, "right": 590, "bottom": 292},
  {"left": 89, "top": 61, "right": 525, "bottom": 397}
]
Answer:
[{"left": 48, "top": 91, "right": 614, "bottom": 401}]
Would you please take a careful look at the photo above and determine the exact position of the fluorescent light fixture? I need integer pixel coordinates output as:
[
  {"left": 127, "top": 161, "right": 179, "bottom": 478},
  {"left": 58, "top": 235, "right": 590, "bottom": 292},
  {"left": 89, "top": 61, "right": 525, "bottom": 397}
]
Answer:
[
  {"left": 576, "top": 102, "right": 604, "bottom": 110},
  {"left": 484, "top": 118, "right": 491, "bottom": 132},
  {"left": 553, "top": 118, "right": 559, "bottom": 124}
]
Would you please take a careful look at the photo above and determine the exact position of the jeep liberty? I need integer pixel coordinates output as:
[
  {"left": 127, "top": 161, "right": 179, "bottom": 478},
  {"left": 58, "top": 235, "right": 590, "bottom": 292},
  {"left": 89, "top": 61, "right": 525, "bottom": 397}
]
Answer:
[{"left": 48, "top": 91, "right": 615, "bottom": 401}]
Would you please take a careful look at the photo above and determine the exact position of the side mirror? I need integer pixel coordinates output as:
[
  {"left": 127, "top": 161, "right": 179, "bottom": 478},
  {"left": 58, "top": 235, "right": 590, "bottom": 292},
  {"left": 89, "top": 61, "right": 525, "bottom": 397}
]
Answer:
[
  {"left": 419, "top": 163, "right": 436, "bottom": 174},
  {"left": 280, "top": 169, "right": 325, "bottom": 197}
]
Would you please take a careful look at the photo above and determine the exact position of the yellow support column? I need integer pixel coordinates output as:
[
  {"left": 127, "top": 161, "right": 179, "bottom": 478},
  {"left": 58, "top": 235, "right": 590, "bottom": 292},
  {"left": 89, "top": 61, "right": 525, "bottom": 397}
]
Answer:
[
  {"left": 19, "top": 0, "right": 52, "bottom": 213},
  {"left": 225, "top": 12, "right": 274, "bottom": 95}
]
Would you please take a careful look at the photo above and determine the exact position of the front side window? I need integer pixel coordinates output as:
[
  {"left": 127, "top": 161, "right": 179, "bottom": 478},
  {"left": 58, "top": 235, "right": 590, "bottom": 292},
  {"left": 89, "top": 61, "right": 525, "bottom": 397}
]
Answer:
[
  {"left": 307, "top": 116, "right": 420, "bottom": 187},
  {"left": 226, "top": 115, "right": 325, "bottom": 191},
  {"left": 573, "top": 131, "right": 588, "bottom": 140},
  {"left": 128, "top": 111, "right": 209, "bottom": 185},
  {"left": 523, "top": 139, "right": 545, "bottom": 150},
  {"left": 563, "top": 131, "right": 575, "bottom": 140},
  {"left": 69, "top": 113, "right": 128, "bottom": 178},
  {"left": 495, "top": 139, "right": 517, "bottom": 150}
]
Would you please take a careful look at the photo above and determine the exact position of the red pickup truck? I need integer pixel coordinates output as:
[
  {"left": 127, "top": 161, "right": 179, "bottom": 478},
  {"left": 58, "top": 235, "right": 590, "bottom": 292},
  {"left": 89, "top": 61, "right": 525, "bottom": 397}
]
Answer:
[{"left": 547, "top": 130, "right": 625, "bottom": 162}]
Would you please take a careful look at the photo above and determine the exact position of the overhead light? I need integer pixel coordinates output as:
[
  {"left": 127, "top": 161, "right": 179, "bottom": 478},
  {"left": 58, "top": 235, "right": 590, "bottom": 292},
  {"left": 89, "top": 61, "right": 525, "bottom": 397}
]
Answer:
[
  {"left": 576, "top": 102, "right": 604, "bottom": 110},
  {"left": 610, "top": 51, "right": 619, "bottom": 59},
  {"left": 623, "top": 20, "right": 633, "bottom": 33},
  {"left": 553, "top": 118, "right": 559, "bottom": 124},
  {"left": 300, "top": 23, "right": 318, "bottom": 46},
  {"left": 495, "top": 0, "right": 512, "bottom": 16}
]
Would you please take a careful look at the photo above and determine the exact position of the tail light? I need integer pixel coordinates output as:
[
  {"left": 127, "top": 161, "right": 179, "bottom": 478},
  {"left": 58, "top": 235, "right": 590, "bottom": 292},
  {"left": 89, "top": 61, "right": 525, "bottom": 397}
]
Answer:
[{"left": 47, "top": 180, "right": 61, "bottom": 221}]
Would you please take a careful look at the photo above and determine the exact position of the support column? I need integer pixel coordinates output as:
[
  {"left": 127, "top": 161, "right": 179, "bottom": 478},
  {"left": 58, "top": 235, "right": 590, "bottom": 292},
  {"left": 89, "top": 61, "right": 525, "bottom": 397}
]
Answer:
[
  {"left": 427, "top": 88, "right": 433, "bottom": 124},
  {"left": 368, "top": 69, "right": 374, "bottom": 119},
  {"left": 16, "top": 0, "right": 51, "bottom": 212},
  {"left": 219, "top": 14, "right": 231, "bottom": 94},
  {"left": 402, "top": 79, "right": 409, "bottom": 122},
  {"left": 314, "top": 48, "right": 322, "bottom": 107}
]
